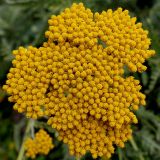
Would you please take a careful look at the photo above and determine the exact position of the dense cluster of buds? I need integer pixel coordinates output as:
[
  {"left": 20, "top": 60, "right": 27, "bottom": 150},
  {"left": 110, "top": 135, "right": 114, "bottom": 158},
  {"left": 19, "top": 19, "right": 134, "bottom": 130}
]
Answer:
[
  {"left": 3, "top": 3, "right": 155, "bottom": 159},
  {"left": 24, "top": 129, "right": 54, "bottom": 159}
]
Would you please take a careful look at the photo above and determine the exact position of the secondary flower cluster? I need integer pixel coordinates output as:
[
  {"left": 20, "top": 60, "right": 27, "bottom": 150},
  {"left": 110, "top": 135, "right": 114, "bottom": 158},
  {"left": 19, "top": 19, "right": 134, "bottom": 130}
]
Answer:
[
  {"left": 3, "top": 3, "right": 155, "bottom": 159},
  {"left": 24, "top": 129, "right": 54, "bottom": 159}
]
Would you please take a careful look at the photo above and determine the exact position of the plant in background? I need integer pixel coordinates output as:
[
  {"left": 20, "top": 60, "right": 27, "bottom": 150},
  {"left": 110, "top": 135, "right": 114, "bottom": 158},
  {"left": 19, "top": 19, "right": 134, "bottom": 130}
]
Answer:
[{"left": 2, "top": 2, "right": 155, "bottom": 159}]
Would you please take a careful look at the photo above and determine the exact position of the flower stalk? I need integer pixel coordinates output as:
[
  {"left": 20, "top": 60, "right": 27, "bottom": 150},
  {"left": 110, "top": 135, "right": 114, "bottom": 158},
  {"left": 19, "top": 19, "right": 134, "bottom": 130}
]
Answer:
[{"left": 17, "top": 119, "right": 34, "bottom": 160}]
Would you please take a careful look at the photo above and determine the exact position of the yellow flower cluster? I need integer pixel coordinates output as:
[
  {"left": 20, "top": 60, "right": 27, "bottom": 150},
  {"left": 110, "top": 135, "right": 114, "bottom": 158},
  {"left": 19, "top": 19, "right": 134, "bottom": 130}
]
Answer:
[
  {"left": 3, "top": 3, "right": 155, "bottom": 159},
  {"left": 24, "top": 129, "right": 54, "bottom": 159}
]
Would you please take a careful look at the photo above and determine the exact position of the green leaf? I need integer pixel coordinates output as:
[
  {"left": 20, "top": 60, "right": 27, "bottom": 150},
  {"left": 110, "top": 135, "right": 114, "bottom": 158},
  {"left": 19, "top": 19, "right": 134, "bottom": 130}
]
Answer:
[{"left": 141, "top": 72, "right": 148, "bottom": 87}]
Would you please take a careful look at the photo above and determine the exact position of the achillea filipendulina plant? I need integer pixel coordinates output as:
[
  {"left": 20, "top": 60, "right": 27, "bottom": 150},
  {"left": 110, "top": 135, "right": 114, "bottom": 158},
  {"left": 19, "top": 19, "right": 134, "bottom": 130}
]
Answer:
[
  {"left": 3, "top": 3, "right": 155, "bottom": 159},
  {"left": 24, "top": 129, "right": 54, "bottom": 159}
]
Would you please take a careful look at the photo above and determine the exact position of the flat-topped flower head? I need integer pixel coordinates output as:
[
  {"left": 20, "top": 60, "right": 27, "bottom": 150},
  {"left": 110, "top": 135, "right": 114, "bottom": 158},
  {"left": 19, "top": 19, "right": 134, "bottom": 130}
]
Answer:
[
  {"left": 24, "top": 129, "right": 54, "bottom": 159},
  {"left": 3, "top": 3, "right": 155, "bottom": 159}
]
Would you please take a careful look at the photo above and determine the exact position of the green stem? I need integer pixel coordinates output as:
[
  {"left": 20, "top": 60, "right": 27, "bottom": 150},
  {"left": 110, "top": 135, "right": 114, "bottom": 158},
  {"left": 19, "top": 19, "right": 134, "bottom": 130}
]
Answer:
[
  {"left": 129, "top": 138, "right": 145, "bottom": 160},
  {"left": 117, "top": 147, "right": 123, "bottom": 160},
  {"left": 30, "top": 119, "right": 35, "bottom": 139},
  {"left": 17, "top": 119, "right": 34, "bottom": 160}
]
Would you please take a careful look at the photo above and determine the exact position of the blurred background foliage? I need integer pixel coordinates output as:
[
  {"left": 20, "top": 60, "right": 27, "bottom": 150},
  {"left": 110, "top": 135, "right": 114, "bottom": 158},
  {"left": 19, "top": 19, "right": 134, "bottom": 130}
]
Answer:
[{"left": 0, "top": 0, "right": 160, "bottom": 160}]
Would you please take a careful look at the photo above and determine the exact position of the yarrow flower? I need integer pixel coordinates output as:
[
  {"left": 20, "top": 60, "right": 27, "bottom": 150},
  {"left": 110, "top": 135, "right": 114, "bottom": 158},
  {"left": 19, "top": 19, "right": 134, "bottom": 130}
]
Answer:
[
  {"left": 24, "top": 129, "right": 54, "bottom": 159},
  {"left": 3, "top": 3, "right": 155, "bottom": 159}
]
